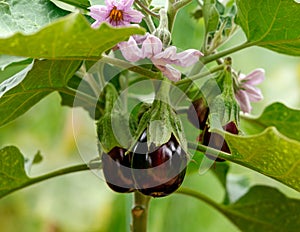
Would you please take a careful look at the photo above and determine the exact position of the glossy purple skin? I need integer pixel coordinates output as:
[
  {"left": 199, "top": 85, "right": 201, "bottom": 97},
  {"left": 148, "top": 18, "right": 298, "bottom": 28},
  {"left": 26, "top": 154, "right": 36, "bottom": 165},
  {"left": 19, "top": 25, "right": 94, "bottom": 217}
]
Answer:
[
  {"left": 202, "top": 122, "right": 238, "bottom": 162},
  {"left": 132, "top": 132, "right": 187, "bottom": 197},
  {"left": 102, "top": 147, "right": 135, "bottom": 193},
  {"left": 187, "top": 98, "right": 209, "bottom": 130}
]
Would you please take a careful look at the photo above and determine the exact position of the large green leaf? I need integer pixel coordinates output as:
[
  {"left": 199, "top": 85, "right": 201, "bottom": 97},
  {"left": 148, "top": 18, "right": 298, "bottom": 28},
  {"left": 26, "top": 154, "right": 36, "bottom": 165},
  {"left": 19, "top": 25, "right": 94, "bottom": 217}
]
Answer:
[
  {"left": 236, "top": 0, "right": 300, "bottom": 56},
  {"left": 241, "top": 102, "right": 300, "bottom": 142},
  {"left": 0, "top": 0, "right": 68, "bottom": 37},
  {"left": 220, "top": 127, "right": 300, "bottom": 192},
  {"left": 223, "top": 185, "right": 300, "bottom": 231},
  {"left": 0, "top": 59, "right": 81, "bottom": 126},
  {"left": 0, "top": 13, "right": 145, "bottom": 59},
  {"left": 0, "top": 146, "right": 30, "bottom": 198}
]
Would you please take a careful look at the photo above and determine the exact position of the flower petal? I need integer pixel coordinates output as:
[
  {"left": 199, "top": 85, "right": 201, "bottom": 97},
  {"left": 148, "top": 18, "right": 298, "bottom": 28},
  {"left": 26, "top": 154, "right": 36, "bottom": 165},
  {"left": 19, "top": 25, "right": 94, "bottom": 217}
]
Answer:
[
  {"left": 118, "top": 37, "right": 144, "bottom": 62},
  {"left": 240, "top": 68, "right": 265, "bottom": 85},
  {"left": 243, "top": 84, "right": 263, "bottom": 102},
  {"left": 154, "top": 64, "right": 181, "bottom": 82},
  {"left": 123, "top": 9, "right": 144, "bottom": 23},
  {"left": 89, "top": 5, "right": 109, "bottom": 21},
  {"left": 235, "top": 90, "right": 252, "bottom": 113},
  {"left": 120, "top": 0, "right": 134, "bottom": 9},
  {"left": 171, "top": 49, "right": 203, "bottom": 67},
  {"left": 142, "top": 35, "right": 163, "bottom": 58}
]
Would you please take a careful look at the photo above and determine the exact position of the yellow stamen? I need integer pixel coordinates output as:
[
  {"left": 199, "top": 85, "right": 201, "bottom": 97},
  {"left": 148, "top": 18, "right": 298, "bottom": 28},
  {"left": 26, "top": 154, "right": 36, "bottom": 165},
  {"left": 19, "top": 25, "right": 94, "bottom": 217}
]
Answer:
[{"left": 109, "top": 6, "right": 123, "bottom": 25}]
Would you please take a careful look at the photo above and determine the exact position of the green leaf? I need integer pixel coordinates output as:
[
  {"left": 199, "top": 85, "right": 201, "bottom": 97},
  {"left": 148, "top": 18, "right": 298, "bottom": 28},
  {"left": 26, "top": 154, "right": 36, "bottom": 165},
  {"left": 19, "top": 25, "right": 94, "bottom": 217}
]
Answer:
[
  {"left": 0, "top": 146, "right": 30, "bottom": 198},
  {"left": 52, "top": 0, "right": 90, "bottom": 9},
  {"left": 241, "top": 102, "right": 300, "bottom": 142},
  {"left": 0, "top": 57, "right": 33, "bottom": 83},
  {"left": 223, "top": 185, "right": 300, "bottom": 231},
  {"left": 0, "top": 0, "right": 68, "bottom": 37},
  {"left": 203, "top": 0, "right": 220, "bottom": 33},
  {"left": 236, "top": 0, "right": 300, "bottom": 56},
  {"left": 222, "top": 127, "right": 300, "bottom": 192},
  {"left": 0, "top": 55, "right": 28, "bottom": 71},
  {"left": 0, "top": 13, "right": 145, "bottom": 59},
  {"left": 0, "top": 59, "right": 82, "bottom": 126},
  {"left": 211, "top": 162, "right": 230, "bottom": 203}
]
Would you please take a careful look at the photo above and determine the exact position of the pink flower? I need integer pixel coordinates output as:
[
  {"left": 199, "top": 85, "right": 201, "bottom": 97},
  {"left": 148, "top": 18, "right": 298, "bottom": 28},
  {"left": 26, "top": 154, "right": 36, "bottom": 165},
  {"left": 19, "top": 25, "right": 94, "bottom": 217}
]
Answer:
[
  {"left": 118, "top": 34, "right": 203, "bottom": 81},
  {"left": 235, "top": 69, "right": 265, "bottom": 113},
  {"left": 89, "top": 0, "right": 144, "bottom": 28}
]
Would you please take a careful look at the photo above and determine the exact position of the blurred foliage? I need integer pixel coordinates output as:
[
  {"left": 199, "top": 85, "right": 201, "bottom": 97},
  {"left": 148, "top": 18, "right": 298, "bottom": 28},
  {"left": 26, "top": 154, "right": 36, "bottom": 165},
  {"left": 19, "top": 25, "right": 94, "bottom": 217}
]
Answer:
[{"left": 1, "top": 1, "right": 300, "bottom": 232}]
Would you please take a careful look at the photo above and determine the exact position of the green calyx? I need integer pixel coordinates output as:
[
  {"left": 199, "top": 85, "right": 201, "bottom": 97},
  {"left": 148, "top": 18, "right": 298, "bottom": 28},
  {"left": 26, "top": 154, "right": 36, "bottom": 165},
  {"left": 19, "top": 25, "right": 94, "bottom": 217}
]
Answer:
[
  {"left": 96, "top": 83, "right": 137, "bottom": 153},
  {"left": 131, "top": 80, "right": 188, "bottom": 154}
]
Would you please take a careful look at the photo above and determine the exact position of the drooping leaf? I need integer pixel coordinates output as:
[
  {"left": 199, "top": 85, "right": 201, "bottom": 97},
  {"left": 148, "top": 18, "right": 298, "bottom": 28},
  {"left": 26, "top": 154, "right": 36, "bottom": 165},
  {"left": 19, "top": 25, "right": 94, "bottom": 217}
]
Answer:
[
  {"left": 0, "top": 146, "right": 30, "bottom": 198},
  {"left": 219, "top": 127, "right": 300, "bottom": 192},
  {"left": 0, "top": 61, "right": 34, "bottom": 98},
  {"left": 223, "top": 185, "right": 300, "bottom": 231},
  {"left": 203, "top": 0, "right": 220, "bottom": 33},
  {"left": 0, "top": 57, "right": 33, "bottom": 83},
  {"left": 241, "top": 102, "right": 300, "bottom": 142},
  {"left": 0, "top": 55, "right": 28, "bottom": 71},
  {"left": 0, "top": 0, "right": 68, "bottom": 37},
  {"left": 0, "top": 60, "right": 82, "bottom": 126},
  {"left": 236, "top": 0, "right": 300, "bottom": 56},
  {"left": 0, "top": 13, "right": 145, "bottom": 59},
  {"left": 211, "top": 162, "right": 230, "bottom": 204},
  {"left": 52, "top": 0, "right": 90, "bottom": 10}
]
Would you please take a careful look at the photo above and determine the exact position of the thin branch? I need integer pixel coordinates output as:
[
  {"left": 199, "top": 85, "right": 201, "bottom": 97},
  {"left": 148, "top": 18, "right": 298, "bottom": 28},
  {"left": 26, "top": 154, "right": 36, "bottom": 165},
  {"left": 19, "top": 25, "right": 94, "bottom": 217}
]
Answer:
[
  {"left": 100, "top": 55, "right": 162, "bottom": 80},
  {"left": 176, "top": 64, "right": 225, "bottom": 86},
  {"left": 176, "top": 187, "right": 224, "bottom": 212},
  {"left": 135, "top": 0, "right": 160, "bottom": 18},
  {"left": 1, "top": 162, "right": 102, "bottom": 199},
  {"left": 200, "top": 42, "right": 253, "bottom": 64}
]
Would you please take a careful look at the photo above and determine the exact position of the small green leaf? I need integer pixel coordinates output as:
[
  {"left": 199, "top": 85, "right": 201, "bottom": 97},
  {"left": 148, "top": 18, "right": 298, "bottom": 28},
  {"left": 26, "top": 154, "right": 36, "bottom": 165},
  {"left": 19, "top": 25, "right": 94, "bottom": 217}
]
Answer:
[
  {"left": 241, "top": 102, "right": 300, "bottom": 142},
  {"left": 0, "top": 146, "right": 30, "bottom": 198},
  {"left": 0, "top": 13, "right": 145, "bottom": 59},
  {"left": 236, "top": 0, "right": 300, "bottom": 56},
  {"left": 222, "top": 127, "right": 300, "bottom": 191},
  {"left": 97, "top": 83, "right": 134, "bottom": 152},
  {"left": 0, "top": 60, "right": 82, "bottom": 126},
  {"left": 0, "top": 0, "right": 68, "bottom": 37},
  {"left": 223, "top": 185, "right": 300, "bottom": 231},
  {"left": 0, "top": 55, "right": 28, "bottom": 71},
  {"left": 211, "top": 162, "right": 230, "bottom": 203},
  {"left": 203, "top": 0, "right": 220, "bottom": 33}
]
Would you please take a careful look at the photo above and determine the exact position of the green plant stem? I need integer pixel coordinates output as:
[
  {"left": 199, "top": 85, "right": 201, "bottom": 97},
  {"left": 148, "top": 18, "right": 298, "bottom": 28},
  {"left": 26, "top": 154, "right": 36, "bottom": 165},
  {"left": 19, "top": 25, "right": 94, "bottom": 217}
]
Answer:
[
  {"left": 59, "top": 87, "right": 105, "bottom": 115},
  {"left": 200, "top": 42, "right": 253, "bottom": 64},
  {"left": 2, "top": 162, "right": 101, "bottom": 199},
  {"left": 100, "top": 55, "right": 161, "bottom": 80},
  {"left": 176, "top": 187, "right": 224, "bottom": 212},
  {"left": 131, "top": 191, "right": 151, "bottom": 232},
  {"left": 187, "top": 141, "right": 233, "bottom": 161},
  {"left": 135, "top": 0, "right": 160, "bottom": 18},
  {"left": 176, "top": 64, "right": 225, "bottom": 86},
  {"left": 167, "top": 0, "right": 192, "bottom": 32}
]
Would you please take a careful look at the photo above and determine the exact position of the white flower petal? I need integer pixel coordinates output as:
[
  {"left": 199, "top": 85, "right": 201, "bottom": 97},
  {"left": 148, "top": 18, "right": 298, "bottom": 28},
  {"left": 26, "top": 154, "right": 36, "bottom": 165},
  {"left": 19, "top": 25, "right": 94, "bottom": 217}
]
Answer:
[
  {"left": 235, "top": 90, "right": 252, "bottom": 113},
  {"left": 118, "top": 37, "right": 144, "bottom": 62},
  {"left": 141, "top": 35, "right": 163, "bottom": 58},
  {"left": 154, "top": 64, "right": 181, "bottom": 82}
]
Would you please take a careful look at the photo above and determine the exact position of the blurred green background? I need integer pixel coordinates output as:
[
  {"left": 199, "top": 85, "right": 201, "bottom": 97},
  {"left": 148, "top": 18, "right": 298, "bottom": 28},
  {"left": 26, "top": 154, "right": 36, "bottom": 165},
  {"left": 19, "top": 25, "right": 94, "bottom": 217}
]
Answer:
[{"left": 1, "top": 1, "right": 300, "bottom": 232}]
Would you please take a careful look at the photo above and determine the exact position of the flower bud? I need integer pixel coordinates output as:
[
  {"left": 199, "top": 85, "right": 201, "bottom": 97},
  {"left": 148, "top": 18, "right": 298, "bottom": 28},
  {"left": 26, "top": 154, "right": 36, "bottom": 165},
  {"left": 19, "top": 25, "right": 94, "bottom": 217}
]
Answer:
[{"left": 153, "top": 9, "right": 171, "bottom": 48}]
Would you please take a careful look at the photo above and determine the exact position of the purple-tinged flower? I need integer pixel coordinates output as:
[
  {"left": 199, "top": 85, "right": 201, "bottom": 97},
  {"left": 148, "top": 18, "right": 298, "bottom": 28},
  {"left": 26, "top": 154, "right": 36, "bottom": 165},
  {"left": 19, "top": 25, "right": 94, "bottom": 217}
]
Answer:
[
  {"left": 118, "top": 34, "right": 203, "bottom": 81},
  {"left": 89, "top": 0, "right": 144, "bottom": 28},
  {"left": 235, "top": 68, "right": 265, "bottom": 113}
]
